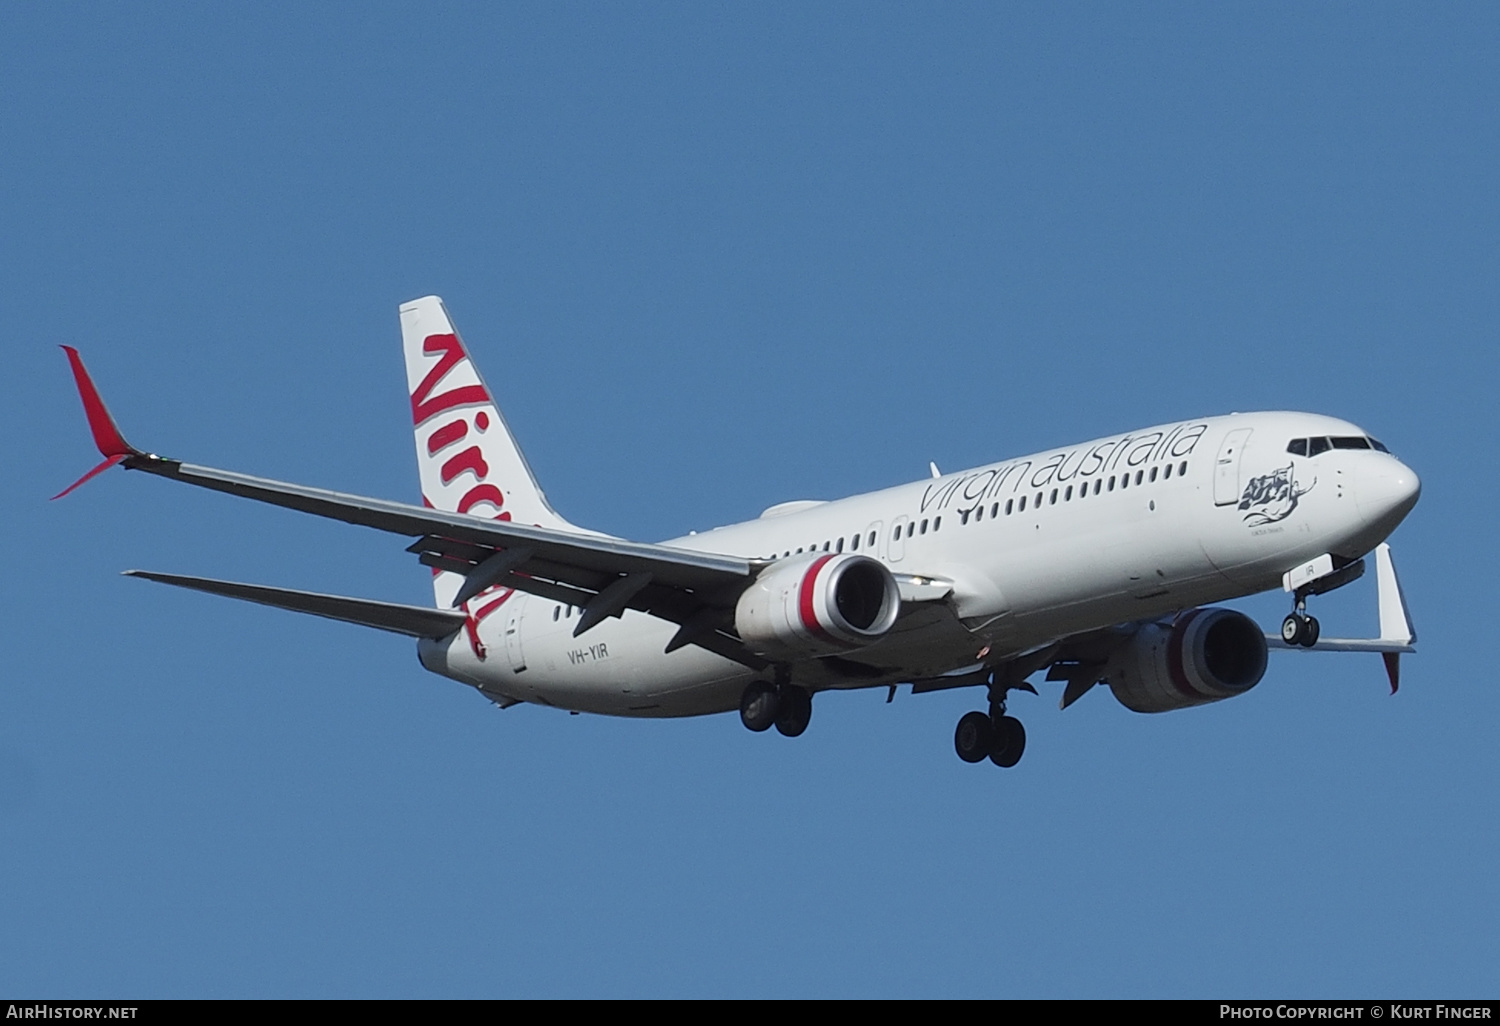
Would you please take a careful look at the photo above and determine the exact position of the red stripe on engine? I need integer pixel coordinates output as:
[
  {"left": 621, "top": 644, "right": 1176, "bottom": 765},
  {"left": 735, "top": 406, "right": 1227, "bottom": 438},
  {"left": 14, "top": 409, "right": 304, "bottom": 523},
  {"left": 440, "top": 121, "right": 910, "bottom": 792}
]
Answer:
[
  {"left": 798, "top": 555, "right": 842, "bottom": 646},
  {"left": 1166, "top": 609, "right": 1205, "bottom": 702}
]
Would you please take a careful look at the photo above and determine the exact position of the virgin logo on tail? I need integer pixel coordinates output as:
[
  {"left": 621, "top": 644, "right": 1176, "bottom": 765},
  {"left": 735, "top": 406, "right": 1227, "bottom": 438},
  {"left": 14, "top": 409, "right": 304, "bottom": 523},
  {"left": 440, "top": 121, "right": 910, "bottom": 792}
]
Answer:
[{"left": 412, "top": 332, "right": 510, "bottom": 521}]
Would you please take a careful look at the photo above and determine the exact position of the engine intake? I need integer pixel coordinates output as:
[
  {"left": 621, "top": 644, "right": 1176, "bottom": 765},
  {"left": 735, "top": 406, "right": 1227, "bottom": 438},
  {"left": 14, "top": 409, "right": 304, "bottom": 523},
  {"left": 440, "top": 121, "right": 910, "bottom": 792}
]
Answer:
[
  {"left": 735, "top": 553, "right": 901, "bottom": 660},
  {"left": 1106, "top": 607, "right": 1268, "bottom": 713}
]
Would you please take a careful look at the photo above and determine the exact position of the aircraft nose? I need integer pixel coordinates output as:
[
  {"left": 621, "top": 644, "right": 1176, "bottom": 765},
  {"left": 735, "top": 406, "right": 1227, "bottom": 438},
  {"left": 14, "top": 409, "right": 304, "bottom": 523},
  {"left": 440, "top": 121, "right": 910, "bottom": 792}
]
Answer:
[{"left": 1356, "top": 457, "right": 1421, "bottom": 530}]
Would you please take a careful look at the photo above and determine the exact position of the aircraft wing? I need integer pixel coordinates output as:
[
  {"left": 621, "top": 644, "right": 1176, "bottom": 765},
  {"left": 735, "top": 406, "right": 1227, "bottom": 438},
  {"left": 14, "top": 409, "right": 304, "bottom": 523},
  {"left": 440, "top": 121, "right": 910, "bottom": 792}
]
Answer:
[
  {"left": 124, "top": 456, "right": 756, "bottom": 591},
  {"left": 57, "top": 347, "right": 768, "bottom": 668},
  {"left": 125, "top": 570, "right": 470, "bottom": 638}
]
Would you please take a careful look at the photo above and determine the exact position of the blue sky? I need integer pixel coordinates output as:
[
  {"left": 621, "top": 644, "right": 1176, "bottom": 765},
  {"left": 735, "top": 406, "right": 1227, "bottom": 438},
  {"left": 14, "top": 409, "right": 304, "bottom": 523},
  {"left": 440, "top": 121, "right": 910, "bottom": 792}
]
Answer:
[{"left": 2, "top": 3, "right": 1496, "bottom": 997}]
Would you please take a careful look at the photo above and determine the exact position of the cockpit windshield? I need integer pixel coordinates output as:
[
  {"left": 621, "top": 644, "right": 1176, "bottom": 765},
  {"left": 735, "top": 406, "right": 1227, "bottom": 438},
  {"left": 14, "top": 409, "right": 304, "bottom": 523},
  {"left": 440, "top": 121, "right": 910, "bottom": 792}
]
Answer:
[{"left": 1287, "top": 435, "right": 1389, "bottom": 457}]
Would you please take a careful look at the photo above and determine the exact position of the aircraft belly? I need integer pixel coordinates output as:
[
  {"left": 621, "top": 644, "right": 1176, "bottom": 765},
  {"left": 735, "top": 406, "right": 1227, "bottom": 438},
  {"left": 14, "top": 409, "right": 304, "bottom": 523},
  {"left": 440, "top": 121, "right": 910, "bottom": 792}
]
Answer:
[{"left": 515, "top": 608, "right": 753, "bottom": 716}]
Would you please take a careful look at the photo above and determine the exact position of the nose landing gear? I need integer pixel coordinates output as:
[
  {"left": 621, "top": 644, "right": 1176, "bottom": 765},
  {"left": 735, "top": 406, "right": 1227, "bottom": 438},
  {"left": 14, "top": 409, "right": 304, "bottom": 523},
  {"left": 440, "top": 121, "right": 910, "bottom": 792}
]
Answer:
[{"left": 1281, "top": 590, "right": 1321, "bottom": 648}]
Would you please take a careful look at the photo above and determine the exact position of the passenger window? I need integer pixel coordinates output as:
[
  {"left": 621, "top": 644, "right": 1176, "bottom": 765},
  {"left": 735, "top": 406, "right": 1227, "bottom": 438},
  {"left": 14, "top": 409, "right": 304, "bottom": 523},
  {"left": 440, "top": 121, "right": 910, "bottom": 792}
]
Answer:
[
  {"left": 823, "top": 541, "right": 830, "bottom": 551},
  {"left": 1094, "top": 479, "right": 1102, "bottom": 495},
  {"left": 1065, "top": 485, "right": 1073, "bottom": 500},
  {"left": 1018, "top": 496, "right": 1027, "bottom": 512},
  {"left": 1149, "top": 467, "right": 1158, "bottom": 483},
  {"left": 1163, "top": 463, "right": 1172, "bottom": 479},
  {"left": 891, "top": 527, "right": 899, "bottom": 542},
  {"left": 907, "top": 522, "right": 915, "bottom": 538},
  {"left": 836, "top": 537, "right": 844, "bottom": 553},
  {"left": 1178, "top": 461, "right": 1187, "bottom": 475},
  {"left": 975, "top": 505, "right": 984, "bottom": 522},
  {"left": 868, "top": 531, "right": 876, "bottom": 546},
  {"left": 1287, "top": 438, "right": 1308, "bottom": 457},
  {"left": 1135, "top": 470, "right": 1143, "bottom": 486},
  {"left": 850, "top": 534, "right": 859, "bottom": 551},
  {"left": 1308, "top": 437, "right": 1331, "bottom": 456},
  {"left": 934, "top": 516, "right": 942, "bottom": 531},
  {"left": 797, "top": 547, "right": 804, "bottom": 554},
  {"left": 1120, "top": 474, "right": 1128, "bottom": 490},
  {"left": 1049, "top": 488, "right": 1058, "bottom": 505},
  {"left": 992, "top": 502, "right": 1000, "bottom": 518},
  {"left": 919, "top": 519, "right": 928, "bottom": 535},
  {"left": 553, "top": 606, "right": 560, "bottom": 621},
  {"left": 1107, "top": 476, "right": 1115, "bottom": 492},
  {"left": 1035, "top": 491, "right": 1043, "bottom": 508}
]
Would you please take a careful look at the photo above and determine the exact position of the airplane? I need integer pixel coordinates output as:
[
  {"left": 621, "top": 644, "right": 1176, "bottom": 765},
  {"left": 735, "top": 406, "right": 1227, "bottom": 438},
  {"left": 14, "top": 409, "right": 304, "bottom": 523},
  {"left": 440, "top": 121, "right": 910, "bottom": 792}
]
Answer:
[{"left": 55, "top": 296, "right": 1421, "bottom": 767}]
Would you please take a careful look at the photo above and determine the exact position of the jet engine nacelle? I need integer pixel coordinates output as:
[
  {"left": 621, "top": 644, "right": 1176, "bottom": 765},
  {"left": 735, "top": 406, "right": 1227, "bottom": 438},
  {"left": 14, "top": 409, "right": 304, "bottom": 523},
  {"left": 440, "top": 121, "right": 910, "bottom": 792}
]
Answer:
[
  {"left": 735, "top": 553, "right": 901, "bottom": 660},
  {"left": 1106, "top": 607, "right": 1268, "bottom": 713}
]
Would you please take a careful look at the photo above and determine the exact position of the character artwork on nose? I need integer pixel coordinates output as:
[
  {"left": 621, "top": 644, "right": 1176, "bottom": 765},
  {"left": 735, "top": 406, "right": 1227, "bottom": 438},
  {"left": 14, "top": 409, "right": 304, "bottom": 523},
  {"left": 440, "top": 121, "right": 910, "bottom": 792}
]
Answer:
[
  {"left": 1238, "top": 464, "right": 1314, "bottom": 526},
  {"left": 411, "top": 332, "right": 509, "bottom": 521}
]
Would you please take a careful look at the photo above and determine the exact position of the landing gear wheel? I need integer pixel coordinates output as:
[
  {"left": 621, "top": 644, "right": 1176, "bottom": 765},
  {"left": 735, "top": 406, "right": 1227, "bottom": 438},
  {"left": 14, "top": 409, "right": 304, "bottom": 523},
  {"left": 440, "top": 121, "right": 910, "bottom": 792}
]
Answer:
[
  {"left": 1301, "top": 615, "right": 1320, "bottom": 647},
  {"left": 989, "top": 716, "right": 1026, "bottom": 768},
  {"left": 954, "top": 711, "right": 995, "bottom": 763},
  {"left": 739, "top": 682, "right": 780, "bottom": 732},
  {"left": 774, "top": 685, "right": 813, "bottom": 737},
  {"left": 1281, "top": 614, "right": 1304, "bottom": 645}
]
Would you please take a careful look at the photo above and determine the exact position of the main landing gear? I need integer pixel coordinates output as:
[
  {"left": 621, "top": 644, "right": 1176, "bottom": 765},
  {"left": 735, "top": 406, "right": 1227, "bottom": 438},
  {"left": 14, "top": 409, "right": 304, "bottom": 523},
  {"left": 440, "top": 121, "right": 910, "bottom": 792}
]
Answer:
[
  {"left": 954, "top": 690, "right": 1027, "bottom": 768},
  {"left": 740, "top": 681, "right": 813, "bottom": 737},
  {"left": 1281, "top": 590, "right": 1321, "bottom": 648}
]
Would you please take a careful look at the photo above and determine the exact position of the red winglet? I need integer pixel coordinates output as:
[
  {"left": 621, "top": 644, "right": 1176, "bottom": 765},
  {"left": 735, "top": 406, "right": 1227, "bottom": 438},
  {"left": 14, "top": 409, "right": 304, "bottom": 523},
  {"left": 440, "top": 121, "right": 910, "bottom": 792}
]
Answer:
[
  {"left": 51, "top": 453, "right": 128, "bottom": 500},
  {"left": 53, "top": 346, "right": 139, "bottom": 500},
  {"left": 61, "top": 346, "right": 135, "bottom": 457}
]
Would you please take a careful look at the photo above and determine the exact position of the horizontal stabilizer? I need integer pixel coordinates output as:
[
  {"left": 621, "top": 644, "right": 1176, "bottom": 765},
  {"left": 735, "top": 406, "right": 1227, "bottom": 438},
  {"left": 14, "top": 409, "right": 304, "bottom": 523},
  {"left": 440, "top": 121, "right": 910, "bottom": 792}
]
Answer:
[{"left": 125, "top": 570, "right": 468, "bottom": 638}]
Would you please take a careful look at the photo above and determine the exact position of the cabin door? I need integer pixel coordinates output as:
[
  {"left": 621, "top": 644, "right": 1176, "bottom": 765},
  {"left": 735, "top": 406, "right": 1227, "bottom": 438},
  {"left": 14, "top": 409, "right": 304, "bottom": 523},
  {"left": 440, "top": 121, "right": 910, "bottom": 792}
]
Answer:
[{"left": 1213, "top": 428, "right": 1253, "bottom": 506}]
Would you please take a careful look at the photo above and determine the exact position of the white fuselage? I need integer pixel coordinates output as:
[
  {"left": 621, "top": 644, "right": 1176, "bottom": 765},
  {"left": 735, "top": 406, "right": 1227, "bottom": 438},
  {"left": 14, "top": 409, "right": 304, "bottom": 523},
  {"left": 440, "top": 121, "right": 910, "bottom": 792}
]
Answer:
[{"left": 420, "top": 411, "right": 1419, "bottom": 717}]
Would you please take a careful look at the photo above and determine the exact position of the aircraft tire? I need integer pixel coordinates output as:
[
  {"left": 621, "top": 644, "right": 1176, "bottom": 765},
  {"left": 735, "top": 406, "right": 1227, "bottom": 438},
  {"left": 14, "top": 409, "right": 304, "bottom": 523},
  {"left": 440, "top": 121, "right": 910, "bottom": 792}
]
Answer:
[
  {"left": 740, "top": 682, "right": 780, "bottom": 732},
  {"left": 774, "top": 685, "right": 812, "bottom": 737},
  {"left": 954, "top": 711, "right": 994, "bottom": 763},
  {"left": 1301, "top": 616, "right": 1320, "bottom": 647},
  {"left": 1281, "top": 614, "right": 1304, "bottom": 645},
  {"left": 989, "top": 716, "right": 1026, "bottom": 768}
]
